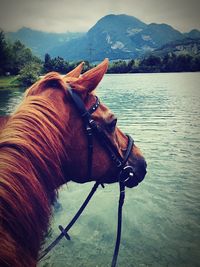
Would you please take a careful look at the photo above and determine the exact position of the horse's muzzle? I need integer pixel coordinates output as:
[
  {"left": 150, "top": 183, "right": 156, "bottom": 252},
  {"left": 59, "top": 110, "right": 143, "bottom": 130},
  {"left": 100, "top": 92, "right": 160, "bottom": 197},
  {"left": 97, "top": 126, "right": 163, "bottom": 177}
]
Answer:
[{"left": 124, "top": 158, "right": 147, "bottom": 188}]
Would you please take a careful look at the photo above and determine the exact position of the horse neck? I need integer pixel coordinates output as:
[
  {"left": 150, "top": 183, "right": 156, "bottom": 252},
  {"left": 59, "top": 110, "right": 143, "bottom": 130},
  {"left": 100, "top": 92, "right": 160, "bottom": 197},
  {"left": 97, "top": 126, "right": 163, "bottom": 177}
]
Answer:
[{"left": 0, "top": 95, "right": 69, "bottom": 266}]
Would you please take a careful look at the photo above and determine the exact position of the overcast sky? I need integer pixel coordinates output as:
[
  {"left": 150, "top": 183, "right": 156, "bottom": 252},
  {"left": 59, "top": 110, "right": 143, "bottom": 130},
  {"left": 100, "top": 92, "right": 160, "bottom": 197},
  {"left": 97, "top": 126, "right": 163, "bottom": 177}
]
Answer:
[{"left": 0, "top": 0, "right": 199, "bottom": 33}]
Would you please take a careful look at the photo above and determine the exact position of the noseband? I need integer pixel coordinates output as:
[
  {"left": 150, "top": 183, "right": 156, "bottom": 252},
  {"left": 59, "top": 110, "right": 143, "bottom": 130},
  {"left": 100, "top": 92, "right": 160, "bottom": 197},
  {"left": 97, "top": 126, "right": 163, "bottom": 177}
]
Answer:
[{"left": 39, "top": 87, "right": 135, "bottom": 267}]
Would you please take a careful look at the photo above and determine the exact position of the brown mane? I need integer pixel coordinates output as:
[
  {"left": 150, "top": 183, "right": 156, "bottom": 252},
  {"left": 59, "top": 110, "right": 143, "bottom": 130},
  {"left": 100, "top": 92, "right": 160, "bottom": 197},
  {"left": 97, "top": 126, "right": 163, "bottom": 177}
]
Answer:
[
  {"left": 0, "top": 73, "right": 69, "bottom": 266},
  {"left": 0, "top": 116, "right": 9, "bottom": 132}
]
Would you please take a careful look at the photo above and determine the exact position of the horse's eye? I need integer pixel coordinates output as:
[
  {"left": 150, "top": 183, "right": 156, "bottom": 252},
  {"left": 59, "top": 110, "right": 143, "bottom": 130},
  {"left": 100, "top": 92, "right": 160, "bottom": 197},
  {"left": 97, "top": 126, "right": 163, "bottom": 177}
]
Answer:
[{"left": 107, "top": 118, "right": 117, "bottom": 133}]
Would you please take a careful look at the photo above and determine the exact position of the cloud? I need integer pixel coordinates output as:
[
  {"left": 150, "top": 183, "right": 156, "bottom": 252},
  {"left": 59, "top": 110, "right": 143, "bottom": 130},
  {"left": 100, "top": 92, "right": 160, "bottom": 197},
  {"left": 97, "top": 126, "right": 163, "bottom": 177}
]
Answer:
[{"left": 0, "top": 0, "right": 199, "bottom": 33}]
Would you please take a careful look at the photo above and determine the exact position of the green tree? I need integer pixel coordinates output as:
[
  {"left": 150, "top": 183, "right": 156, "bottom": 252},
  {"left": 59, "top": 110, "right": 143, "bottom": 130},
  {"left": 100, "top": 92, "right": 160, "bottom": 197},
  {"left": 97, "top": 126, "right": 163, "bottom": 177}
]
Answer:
[
  {"left": 43, "top": 55, "right": 69, "bottom": 74},
  {"left": 8, "top": 40, "right": 40, "bottom": 75},
  {"left": 17, "top": 62, "right": 41, "bottom": 86},
  {"left": 161, "top": 53, "right": 177, "bottom": 72},
  {"left": 127, "top": 59, "right": 135, "bottom": 72},
  {"left": 51, "top": 56, "right": 69, "bottom": 73},
  {"left": 43, "top": 53, "right": 53, "bottom": 73},
  {"left": 108, "top": 60, "right": 128, "bottom": 73},
  {"left": 0, "top": 30, "right": 10, "bottom": 75},
  {"left": 175, "top": 54, "right": 193, "bottom": 72},
  {"left": 139, "top": 55, "right": 161, "bottom": 72}
]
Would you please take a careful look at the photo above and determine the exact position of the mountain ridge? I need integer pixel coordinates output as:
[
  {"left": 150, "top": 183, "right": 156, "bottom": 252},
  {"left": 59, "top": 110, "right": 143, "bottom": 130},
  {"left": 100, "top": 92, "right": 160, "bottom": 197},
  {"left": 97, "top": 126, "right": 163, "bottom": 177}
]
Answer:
[
  {"left": 6, "top": 27, "right": 84, "bottom": 58},
  {"left": 5, "top": 14, "right": 200, "bottom": 61}
]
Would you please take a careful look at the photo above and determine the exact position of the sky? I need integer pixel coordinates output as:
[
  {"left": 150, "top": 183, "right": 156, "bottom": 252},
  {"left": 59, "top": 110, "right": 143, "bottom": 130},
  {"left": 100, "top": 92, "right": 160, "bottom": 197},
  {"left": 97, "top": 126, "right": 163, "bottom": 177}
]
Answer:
[{"left": 0, "top": 0, "right": 200, "bottom": 33}]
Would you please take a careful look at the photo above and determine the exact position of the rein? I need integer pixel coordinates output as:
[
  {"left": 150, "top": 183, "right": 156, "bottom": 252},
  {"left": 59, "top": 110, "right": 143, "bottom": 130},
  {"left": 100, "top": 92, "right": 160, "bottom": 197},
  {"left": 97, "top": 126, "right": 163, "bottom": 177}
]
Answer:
[{"left": 38, "top": 88, "right": 135, "bottom": 266}]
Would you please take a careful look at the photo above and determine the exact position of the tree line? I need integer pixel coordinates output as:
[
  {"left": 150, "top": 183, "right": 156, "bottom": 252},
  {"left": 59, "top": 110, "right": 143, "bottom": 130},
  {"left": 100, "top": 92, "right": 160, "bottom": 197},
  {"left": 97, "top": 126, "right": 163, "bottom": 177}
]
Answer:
[
  {"left": 43, "top": 53, "right": 200, "bottom": 74},
  {"left": 0, "top": 31, "right": 41, "bottom": 75},
  {"left": 108, "top": 54, "right": 200, "bottom": 73},
  {"left": 1, "top": 30, "right": 200, "bottom": 86}
]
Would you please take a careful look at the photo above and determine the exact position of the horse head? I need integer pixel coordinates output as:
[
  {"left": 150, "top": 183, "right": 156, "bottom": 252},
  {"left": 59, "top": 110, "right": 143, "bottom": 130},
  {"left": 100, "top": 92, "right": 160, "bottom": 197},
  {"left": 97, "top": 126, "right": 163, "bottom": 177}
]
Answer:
[{"left": 27, "top": 58, "right": 147, "bottom": 188}]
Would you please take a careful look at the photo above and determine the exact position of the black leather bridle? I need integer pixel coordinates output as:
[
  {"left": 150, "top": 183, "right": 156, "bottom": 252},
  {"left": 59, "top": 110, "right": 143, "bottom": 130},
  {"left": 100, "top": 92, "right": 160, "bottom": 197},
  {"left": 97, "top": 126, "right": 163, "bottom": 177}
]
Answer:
[
  {"left": 39, "top": 87, "right": 136, "bottom": 267},
  {"left": 68, "top": 87, "right": 135, "bottom": 184}
]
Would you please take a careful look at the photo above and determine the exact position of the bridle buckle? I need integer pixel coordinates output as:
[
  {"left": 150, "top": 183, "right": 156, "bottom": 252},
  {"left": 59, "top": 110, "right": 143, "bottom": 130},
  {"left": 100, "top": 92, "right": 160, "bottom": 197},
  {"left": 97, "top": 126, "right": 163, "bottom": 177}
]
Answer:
[{"left": 119, "top": 165, "right": 134, "bottom": 184}]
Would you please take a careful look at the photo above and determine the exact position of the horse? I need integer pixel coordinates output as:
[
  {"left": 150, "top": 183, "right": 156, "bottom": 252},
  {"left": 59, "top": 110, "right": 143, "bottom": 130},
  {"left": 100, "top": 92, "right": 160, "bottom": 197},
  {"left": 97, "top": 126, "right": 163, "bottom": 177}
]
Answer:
[{"left": 0, "top": 59, "right": 147, "bottom": 267}]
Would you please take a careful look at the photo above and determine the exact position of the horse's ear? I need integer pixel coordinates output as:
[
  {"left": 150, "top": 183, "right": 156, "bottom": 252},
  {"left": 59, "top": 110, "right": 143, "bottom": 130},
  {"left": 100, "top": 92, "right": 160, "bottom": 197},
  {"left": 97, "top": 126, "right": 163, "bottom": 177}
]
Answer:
[
  {"left": 68, "top": 58, "right": 109, "bottom": 93},
  {"left": 63, "top": 62, "right": 84, "bottom": 80}
]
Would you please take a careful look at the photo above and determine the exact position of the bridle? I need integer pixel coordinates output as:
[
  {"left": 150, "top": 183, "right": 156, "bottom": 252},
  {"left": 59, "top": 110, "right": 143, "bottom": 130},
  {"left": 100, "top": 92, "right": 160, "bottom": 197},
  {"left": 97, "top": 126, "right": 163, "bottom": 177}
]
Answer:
[
  {"left": 68, "top": 87, "right": 135, "bottom": 183},
  {"left": 39, "top": 87, "right": 136, "bottom": 267}
]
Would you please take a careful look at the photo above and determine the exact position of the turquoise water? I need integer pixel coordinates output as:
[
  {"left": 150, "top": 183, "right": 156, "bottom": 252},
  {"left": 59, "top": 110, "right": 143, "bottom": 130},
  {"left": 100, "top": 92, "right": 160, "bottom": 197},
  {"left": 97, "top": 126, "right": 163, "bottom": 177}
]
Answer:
[{"left": 0, "top": 73, "right": 200, "bottom": 267}]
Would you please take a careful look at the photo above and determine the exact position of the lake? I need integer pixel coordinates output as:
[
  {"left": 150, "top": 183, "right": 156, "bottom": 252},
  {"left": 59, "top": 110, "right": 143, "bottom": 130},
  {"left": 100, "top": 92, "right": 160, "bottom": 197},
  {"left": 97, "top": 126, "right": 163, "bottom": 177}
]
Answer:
[{"left": 0, "top": 73, "right": 200, "bottom": 267}]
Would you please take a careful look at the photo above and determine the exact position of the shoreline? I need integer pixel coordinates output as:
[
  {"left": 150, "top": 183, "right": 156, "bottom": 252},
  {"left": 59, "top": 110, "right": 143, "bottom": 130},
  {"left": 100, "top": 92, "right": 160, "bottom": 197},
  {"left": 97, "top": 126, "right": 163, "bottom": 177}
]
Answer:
[
  {"left": 0, "top": 76, "right": 20, "bottom": 90},
  {"left": 1, "top": 71, "right": 199, "bottom": 89}
]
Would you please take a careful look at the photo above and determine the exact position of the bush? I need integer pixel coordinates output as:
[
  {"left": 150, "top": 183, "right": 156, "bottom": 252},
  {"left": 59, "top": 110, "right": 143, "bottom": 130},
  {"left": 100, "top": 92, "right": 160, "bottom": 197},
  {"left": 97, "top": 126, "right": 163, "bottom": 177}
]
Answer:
[{"left": 17, "top": 62, "right": 41, "bottom": 86}]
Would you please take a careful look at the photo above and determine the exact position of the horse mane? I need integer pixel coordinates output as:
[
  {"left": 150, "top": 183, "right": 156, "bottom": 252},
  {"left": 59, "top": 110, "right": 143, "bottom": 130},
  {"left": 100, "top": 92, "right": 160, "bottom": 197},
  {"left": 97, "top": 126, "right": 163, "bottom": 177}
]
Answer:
[
  {"left": 0, "top": 73, "right": 69, "bottom": 266},
  {"left": 0, "top": 116, "right": 10, "bottom": 132}
]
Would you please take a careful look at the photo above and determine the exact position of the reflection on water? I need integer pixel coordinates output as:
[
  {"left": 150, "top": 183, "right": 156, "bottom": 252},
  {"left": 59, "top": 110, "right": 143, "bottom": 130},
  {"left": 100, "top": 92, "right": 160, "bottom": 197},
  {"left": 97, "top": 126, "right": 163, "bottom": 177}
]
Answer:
[
  {"left": 0, "top": 87, "right": 26, "bottom": 115},
  {"left": 0, "top": 73, "right": 200, "bottom": 267}
]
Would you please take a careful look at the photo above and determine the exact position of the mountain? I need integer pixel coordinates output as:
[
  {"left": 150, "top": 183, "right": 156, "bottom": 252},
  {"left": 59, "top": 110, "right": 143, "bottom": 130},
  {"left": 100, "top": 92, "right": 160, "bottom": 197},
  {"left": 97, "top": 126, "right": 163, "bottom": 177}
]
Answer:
[
  {"left": 87, "top": 14, "right": 147, "bottom": 59},
  {"left": 6, "top": 15, "right": 200, "bottom": 61},
  {"left": 129, "top": 23, "right": 183, "bottom": 51},
  {"left": 49, "top": 14, "right": 147, "bottom": 60},
  {"left": 184, "top": 29, "right": 200, "bottom": 39},
  {"left": 6, "top": 27, "right": 84, "bottom": 58},
  {"left": 49, "top": 14, "right": 196, "bottom": 61},
  {"left": 151, "top": 37, "right": 200, "bottom": 57}
]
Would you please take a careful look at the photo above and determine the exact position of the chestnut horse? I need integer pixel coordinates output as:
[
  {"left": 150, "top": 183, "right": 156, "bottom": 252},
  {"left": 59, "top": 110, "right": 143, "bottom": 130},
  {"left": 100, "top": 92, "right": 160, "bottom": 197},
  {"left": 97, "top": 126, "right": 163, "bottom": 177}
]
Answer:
[{"left": 0, "top": 59, "right": 146, "bottom": 267}]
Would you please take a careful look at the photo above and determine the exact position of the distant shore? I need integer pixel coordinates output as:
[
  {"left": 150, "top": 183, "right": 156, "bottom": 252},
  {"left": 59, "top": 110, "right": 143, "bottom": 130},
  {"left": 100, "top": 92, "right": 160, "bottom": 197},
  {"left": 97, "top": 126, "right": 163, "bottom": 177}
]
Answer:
[
  {"left": 0, "top": 76, "right": 20, "bottom": 89},
  {"left": 1, "top": 71, "right": 200, "bottom": 90}
]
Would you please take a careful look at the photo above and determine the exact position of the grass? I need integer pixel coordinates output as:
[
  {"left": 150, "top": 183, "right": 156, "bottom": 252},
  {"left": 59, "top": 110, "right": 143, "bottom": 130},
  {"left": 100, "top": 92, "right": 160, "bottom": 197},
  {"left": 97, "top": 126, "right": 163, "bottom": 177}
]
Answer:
[{"left": 0, "top": 76, "right": 20, "bottom": 89}]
